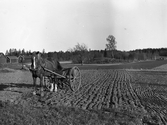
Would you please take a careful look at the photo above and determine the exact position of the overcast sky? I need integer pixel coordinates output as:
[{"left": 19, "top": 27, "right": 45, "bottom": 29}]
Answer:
[{"left": 0, "top": 0, "right": 167, "bottom": 53}]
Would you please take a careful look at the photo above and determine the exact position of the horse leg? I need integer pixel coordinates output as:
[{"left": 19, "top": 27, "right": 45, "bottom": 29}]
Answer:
[
  {"left": 33, "top": 77, "right": 37, "bottom": 95},
  {"left": 54, "top": 77, "right": 58, "bottom": 92},
  {"left": 40, "top": 75, "right": 44, "bottom": 97}
]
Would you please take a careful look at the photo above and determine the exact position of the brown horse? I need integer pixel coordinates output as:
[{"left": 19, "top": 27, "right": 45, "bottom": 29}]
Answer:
[{"left": 30, "top": 51, "right": 63, "bottom": 96}]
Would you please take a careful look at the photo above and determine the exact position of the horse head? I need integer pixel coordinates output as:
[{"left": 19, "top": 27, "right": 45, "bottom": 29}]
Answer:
[{"left": 31, "top": 51, "right": 45, "bottom": 71}]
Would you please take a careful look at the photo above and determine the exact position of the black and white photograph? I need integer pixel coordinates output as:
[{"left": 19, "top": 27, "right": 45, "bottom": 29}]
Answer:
[{"left": 0, "top": 0, "right": 167, "bottom": 124}]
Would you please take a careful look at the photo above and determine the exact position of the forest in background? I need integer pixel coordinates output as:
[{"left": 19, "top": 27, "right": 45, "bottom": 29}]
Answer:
[
  {"left": 4, "top": 35, "right": 167, "bottom": 64},
  {"left": 4, "top": 47, "right": 167, "bottom": 64}
]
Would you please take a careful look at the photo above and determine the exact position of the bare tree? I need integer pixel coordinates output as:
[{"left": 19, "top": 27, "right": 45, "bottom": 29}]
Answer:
[
  {"left": 106, "top": 35, "right": 117, "bottom": 58},
  {"left": 70, "top": 43, "right": 88, "bottom": 65}
]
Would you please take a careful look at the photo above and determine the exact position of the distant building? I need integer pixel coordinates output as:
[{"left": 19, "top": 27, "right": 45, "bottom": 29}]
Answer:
[
  {"left": 6, "top": 56, "right": 18, "bottom": 63},
  {"left": 156, "top": 56, "right": 167, "bottom": 60},
  {"left": 0, "top": 53, "right": 7, "bottom": 64}
]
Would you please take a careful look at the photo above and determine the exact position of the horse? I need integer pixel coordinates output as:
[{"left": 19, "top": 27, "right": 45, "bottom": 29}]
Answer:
[{"left": 30, "top": 51, "right": 63, "bottom": 96}]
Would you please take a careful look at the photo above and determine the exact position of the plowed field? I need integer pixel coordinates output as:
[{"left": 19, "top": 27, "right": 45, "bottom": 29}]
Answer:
[{"left": 0, "top": 68, "right": 167, "bottom": 125}]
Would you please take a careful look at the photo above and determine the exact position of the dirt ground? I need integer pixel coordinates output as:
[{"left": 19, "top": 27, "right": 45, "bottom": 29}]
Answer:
[
  {"left": 0, "top": 69, "right": 33, "bottom": 102},
  {"left": 0, "top": 69, "right": 143, "bottom": 125},
  {"left": 1, "top": 67, "right": 167, "bottom": 125}
]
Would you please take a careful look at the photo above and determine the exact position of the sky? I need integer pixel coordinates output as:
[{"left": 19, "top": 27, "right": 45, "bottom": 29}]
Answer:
[{"left": 0, "top": 0, "right": 167, "bottom": 53}]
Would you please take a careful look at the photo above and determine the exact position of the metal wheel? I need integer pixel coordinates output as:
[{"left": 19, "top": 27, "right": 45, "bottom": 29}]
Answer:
[{"left": 69, "top": 66, "right": 81, "bottom": 92}]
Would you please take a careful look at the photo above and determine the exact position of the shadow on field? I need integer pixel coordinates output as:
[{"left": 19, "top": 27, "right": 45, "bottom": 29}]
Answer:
[{"left": 0, "top": 83, "right": 35, "bottom": 91}]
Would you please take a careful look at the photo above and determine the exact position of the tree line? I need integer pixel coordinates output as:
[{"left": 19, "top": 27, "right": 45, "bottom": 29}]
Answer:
[
  {"left": 5, "top": 47, "right": 167, "bottom": 64},
  {"left": 5, "top": 35, "right": 167, "bottom": 64},
  {"left": 5, "top": 48, "right": 32, "bottom": 56}
]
